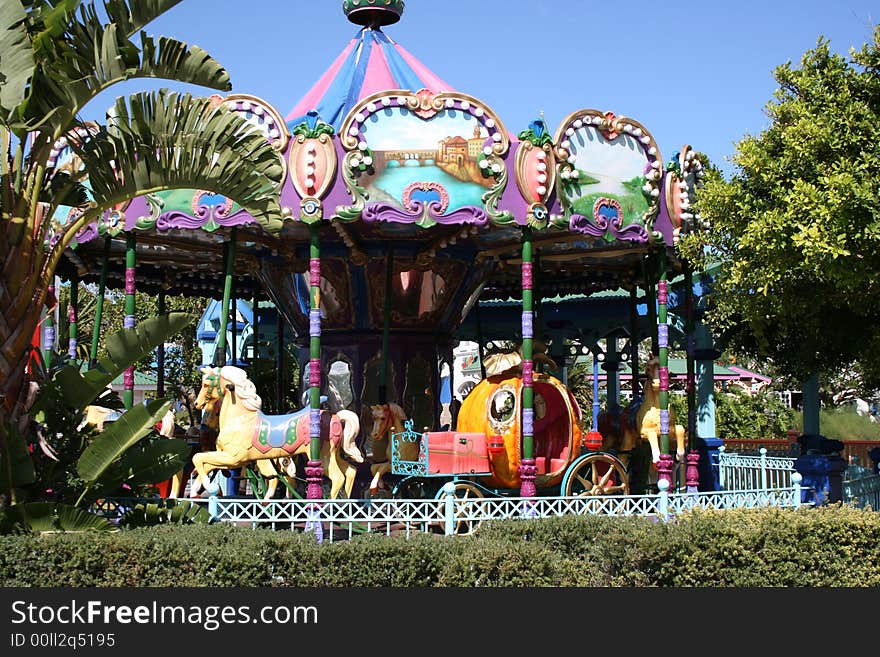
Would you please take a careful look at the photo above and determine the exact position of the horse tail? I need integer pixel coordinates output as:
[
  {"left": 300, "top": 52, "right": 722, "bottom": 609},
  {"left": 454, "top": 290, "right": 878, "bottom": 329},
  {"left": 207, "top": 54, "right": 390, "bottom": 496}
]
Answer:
[{"left": 336, "top": 409, "right": 364, "bottom": 463}]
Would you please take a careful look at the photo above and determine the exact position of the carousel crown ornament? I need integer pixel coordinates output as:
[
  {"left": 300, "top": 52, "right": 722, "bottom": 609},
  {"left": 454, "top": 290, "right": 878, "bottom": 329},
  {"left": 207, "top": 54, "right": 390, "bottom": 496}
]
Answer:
[{"left": 344, "top": 0, "right": 405, "bottom": 26}]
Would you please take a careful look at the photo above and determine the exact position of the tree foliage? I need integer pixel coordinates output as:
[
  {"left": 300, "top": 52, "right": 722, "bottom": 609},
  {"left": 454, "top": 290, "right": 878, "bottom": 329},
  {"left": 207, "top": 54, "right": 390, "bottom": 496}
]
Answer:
[{"left": 678, "top": 27, "right": 880, "bottom": 387}]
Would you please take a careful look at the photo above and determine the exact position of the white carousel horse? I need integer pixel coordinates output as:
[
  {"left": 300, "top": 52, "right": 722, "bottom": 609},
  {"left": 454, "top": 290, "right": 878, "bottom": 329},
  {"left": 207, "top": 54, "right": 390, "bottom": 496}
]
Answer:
[{"left": 191, "top": 366, "right": 363, "bottom": 501}]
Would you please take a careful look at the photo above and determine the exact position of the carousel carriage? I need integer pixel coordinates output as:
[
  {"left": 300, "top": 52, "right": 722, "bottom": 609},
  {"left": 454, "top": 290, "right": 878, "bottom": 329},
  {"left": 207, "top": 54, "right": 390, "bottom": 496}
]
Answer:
[{"left": 381, "top": 350, "right": 631, "bottom": 501}]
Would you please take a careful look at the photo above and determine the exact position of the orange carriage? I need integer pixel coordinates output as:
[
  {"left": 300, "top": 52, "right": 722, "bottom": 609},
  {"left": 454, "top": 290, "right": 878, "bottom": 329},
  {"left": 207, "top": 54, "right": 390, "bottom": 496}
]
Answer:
[{"left": 388, "top": 358, "right": 630, "bottom": 501}]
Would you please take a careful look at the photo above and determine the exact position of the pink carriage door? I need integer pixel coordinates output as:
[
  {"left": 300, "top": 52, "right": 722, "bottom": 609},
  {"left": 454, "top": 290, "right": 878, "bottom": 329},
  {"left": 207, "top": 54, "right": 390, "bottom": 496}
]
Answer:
[{"left": 532, "top": 381, "right": 572, "bottom": 476}]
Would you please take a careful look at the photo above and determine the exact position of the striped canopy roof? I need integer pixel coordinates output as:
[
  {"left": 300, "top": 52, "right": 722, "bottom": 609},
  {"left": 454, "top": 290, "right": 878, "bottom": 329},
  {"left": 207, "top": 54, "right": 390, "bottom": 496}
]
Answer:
[{"left": 285, "top": 25, "right": 455, "bottom": 131}]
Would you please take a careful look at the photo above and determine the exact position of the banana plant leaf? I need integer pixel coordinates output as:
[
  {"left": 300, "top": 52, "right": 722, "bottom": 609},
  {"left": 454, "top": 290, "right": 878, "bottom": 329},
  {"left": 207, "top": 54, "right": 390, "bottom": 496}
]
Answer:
[
  {"left": 120, "top": 438, "right": 189, "bottom": 489},
  {"left": 77, "top": 398, "right": 172, "bottom": 483},
  {"left": 0, "top": 502, "right": 114, "bottom": 534},
  {"left": 52, "top": 312, "right": 196, "bottom": 411},
  {"left": 117, "top": 498, "right": 210, "bottom": 528},
  {"left": 0, "top": 0, "right": 34, "bottom": 124}
]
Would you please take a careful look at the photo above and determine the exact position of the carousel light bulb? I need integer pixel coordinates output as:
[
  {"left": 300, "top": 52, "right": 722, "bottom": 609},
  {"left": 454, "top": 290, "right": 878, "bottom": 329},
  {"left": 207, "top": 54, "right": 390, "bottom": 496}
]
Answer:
[
  {"left": 486, "top": 119, "right": 496, "bottom": 128},
  {"left": 537, "top": 174, "right": 547, "bottom": 183},
  {"left": 565, "top": 128, "right": 574, "bottom": 137},
  {"left": 363, "top": 156, "right": 373, "bottom": 166},
  {"left": 492, "top": 133, "right": 502, "bottom": 142},
  {"left": 537, "top": 162, "right": 547, "bottom": 172},
  {"left": 537, "top": 185, "right": 547, "bottom": 195},
  {"left": 366, "top": 102, "right": 376, "bottom": 113},
  {"left": 461, "top": 100, "right": 470, "bottom": 110},
  {"left": 358, "top": 141, "right": 368, "bottom": 151},
  {"left": 381, "top": 97, "right": 390, "bottom": 106}
]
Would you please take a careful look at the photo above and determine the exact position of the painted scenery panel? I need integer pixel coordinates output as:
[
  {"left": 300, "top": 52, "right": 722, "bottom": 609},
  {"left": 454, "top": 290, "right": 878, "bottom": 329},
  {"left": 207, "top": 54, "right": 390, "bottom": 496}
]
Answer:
[
  {"left": 360, "top": 107, "right": 492, "bottom": 214},
  {"left": 562, "top": 126, "right": 649, "bottom": 225}
]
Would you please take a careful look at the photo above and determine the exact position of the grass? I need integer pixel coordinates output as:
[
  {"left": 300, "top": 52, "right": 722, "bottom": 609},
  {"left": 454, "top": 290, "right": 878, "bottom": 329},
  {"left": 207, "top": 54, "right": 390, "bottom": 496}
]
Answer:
[{"left": 792, "top": 407, "right": 880, "bottom": 441}]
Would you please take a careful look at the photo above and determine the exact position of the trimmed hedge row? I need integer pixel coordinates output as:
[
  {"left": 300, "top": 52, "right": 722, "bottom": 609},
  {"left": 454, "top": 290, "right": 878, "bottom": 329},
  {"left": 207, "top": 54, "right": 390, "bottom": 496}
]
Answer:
[{"left": 1, "top": 504, "right": 878, "bottom": 587}]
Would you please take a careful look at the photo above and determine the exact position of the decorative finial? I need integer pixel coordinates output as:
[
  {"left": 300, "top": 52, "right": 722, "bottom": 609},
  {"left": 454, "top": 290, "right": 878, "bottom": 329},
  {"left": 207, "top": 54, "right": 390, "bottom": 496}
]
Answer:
[{"left": 343, "top": 0, "right": 405, "bottom": 27}]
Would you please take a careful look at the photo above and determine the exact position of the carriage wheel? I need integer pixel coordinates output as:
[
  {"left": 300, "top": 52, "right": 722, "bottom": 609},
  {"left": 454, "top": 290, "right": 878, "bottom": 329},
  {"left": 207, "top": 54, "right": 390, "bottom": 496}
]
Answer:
[
  {"left": 434, "top": 481, "right": 484, "bottom": 535},
  {"left": 563, "top": 454, "right": 630, "bottom": 496}
]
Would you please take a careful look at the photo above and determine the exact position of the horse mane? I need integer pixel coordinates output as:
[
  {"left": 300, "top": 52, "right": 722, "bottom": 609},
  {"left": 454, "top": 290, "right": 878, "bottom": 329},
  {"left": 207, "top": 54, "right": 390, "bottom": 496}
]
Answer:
[
  {"left": 219, "top": 365, "right": 262, "bottom": 412},
  {"left": 387, "top": 402, "right": 406, "bottom": 423}
]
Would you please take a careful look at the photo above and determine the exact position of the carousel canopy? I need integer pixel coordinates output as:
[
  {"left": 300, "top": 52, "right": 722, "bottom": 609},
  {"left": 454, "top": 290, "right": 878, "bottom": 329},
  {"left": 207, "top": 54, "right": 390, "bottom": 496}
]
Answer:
[{"left": 55, "top": 2, "right": 705, "bottom": 345}]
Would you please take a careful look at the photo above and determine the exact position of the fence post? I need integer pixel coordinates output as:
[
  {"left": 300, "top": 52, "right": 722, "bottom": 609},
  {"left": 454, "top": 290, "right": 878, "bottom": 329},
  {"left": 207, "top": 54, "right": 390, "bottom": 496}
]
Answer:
[
  {"left": 657, "top": 478, "right": 669, "bottom": 521},
  {"left": 792, "top": 472, "right": 802, "bottom": 508},
  {"left": 718, "top": 445, "right": 726, "bottom": 490},
  {"left": 443, "top": 482, "right": 456, "bottom": 536},
  {"left": 760, "top": 447, "right": 768, "bottom": 490},
  {"left": 208, "top": 491, "right": 219, "bottom": 521}
]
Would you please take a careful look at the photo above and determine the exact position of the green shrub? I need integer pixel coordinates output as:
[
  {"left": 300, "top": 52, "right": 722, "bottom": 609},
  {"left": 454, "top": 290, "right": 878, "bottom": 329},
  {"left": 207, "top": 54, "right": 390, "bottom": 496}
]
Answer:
[{"left": 1, "top": 506, "right": 878, "bottom": 587}]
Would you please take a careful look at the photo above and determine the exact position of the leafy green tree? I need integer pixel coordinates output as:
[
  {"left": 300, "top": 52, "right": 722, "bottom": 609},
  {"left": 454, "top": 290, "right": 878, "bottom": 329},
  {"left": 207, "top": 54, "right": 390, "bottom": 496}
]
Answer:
[
  {"left": 679, "top": 28, "right": 880, "bottom": 388},
  {"left": 0, "top": 0, "right": 283, "bottom": 453}
]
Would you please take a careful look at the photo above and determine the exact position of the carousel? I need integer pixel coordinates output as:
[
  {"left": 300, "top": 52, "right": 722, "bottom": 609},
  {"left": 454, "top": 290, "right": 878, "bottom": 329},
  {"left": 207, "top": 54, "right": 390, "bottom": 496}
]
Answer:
[{"left": 51, "top": 0, "right": 708, "bottom": 502}]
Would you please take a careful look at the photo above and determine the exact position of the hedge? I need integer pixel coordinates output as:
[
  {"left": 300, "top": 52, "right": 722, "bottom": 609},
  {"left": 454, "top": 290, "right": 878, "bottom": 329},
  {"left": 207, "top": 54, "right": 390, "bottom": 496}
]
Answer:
[{"left": 1, "top": 505, "right": 878, "bottom": 587}]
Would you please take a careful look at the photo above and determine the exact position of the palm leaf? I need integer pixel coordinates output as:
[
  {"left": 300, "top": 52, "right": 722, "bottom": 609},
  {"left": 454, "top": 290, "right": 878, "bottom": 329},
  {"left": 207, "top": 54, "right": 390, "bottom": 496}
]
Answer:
[
  {"left": 75, "top": 90, "right": 284, "bottom": 233},
  {"left": 51, "top": 311, "right": 195, "bottom": 411},
  {"left": 0, "top": 420, "right": 35, "bottom": 489},
  {"left": 77, "top": 397, "right": 171, "bottom": 483},
  {"left": 0, "top": 0, "right": 35, "bottom": 123},
  {"left": 1, "top": 502, "right": 114, "bottom": 534},
  {"left": 16, "top": 2, "right": 229, "bottom": 133}
]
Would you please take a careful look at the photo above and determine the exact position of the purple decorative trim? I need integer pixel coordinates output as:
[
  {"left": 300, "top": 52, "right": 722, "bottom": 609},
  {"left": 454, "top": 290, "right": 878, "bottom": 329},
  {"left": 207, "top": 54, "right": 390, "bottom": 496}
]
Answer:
[
  {"left": 309, "top": 310, "right": 321, "bottom": 336},
  {"left": 310, "top": 410, "right": 321, "bottom": 438},
  {"left": 68, "top": 339, "right": 77, "bottom": 359},
  {"left": 658, "top": 323, "right": 668, "bottom": 348},
  {"left": 361, "top": 201, "right": 489, "bottom": 225},
  {"left": 660, "top": 410, "right": 669, "bottom": 434},
  {"left": 522, "top": 360, "right": 533, "bottom": 386},
  {"left": 522, "top": 408, "right": 534, "bottom": 437},
  {"left": 309, "top": 359, "right": 321, "bottom": 386},
  {"left": 44, "top": 326, "right": 55, "bottom": 349},
  {"left": 521, "top": 311, "right": 533, "bottom": 339},
  {"left": 310, "top": 259, "right": 321, "bottom": 287},
  {"left": 155, "top": 210, "right": 255, "bottom": 231},
  {"left": 569, "top": 213, "right": 649, "bottom": 242},
  {"left": 519, "top": 459, "right": 537, "bottom": 498},
  {"left": 659, "top": 366, "right": 669, "bottom": 390},
  {"left": 125, "top": 268, "right": 136, "bottom": 294},
  {"left": 657, "top": 280, "right": 668, "bottom": 304},
  {"left": 68, "top": 305, "right": 76, "bottom": 323},
  {"left": 521, "top": 261, "right": 533, "bottom": 290},
  {"left": 124, "top": 315, "right": 135, "bottom": 329},
  {"left": 75, "top": 222, "right": 100, "bottom": 244},
  {"left": 124, "top": 367, "right": 134, "bottom": 388}
]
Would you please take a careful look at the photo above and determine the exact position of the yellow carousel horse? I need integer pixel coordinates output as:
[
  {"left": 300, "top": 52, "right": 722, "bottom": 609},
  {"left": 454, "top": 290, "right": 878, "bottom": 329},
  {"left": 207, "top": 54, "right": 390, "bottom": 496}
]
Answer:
[
  {"left": 620, "top": 353, "right": 687, "bottom": 465},
  {"left": 191, "top": 366, "right": 362, "bottom": 501}
]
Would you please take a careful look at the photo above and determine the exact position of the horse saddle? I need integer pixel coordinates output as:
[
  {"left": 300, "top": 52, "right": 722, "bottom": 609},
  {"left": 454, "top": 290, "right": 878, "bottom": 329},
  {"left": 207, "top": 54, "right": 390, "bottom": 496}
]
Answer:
[{"left": 252, "top": 397, "right": 334, "bottom": 454}]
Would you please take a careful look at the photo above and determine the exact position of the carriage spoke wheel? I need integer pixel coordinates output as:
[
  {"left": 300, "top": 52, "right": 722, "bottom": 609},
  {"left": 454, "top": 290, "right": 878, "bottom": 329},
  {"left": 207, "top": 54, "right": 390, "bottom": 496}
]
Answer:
[
  {"left": 435, "top": 481, "right": 484, "bottom": 535},
  {"left": 564, "top": 455, "right": 630, "bottom": 496}
]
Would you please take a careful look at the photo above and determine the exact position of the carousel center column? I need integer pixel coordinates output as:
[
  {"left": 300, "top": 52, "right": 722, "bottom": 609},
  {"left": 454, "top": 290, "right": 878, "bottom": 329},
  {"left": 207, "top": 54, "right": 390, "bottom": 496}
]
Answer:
[{"left": 519, "top": 227, "right": 536, "bottom": 497}]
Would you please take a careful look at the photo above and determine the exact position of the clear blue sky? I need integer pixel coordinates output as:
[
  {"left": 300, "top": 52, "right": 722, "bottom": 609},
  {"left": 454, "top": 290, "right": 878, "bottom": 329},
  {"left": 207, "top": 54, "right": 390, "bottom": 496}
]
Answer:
[{"left": 84, "top": 0, "right": 878, "bottom": 178}]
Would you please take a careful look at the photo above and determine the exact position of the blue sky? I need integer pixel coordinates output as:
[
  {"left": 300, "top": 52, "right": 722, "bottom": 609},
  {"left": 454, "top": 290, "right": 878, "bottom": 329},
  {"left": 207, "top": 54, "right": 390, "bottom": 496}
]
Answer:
[{"left": 84, "top": 0, "right": 877, "bottom": 178}]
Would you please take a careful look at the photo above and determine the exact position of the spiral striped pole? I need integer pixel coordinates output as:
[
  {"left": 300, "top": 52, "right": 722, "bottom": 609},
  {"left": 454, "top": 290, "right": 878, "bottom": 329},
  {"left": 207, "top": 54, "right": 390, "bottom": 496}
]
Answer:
[
  {"left": 306, "top": 223, "right": 324, "bottom": 500},
  {"left": 43, "top": 284, "right": 56, "bottom": 368},
  {"left": 519, "top": 227, "right": 536, "bottom": 498},
  {"left": 656, "top": 248, "right": 673, "bottom": 486},
  {"left": 123, "top": 231, "right": 136, "bottom": 410},
  {"left": 68, "top": 272, "right": 79, "bottom": 360}
]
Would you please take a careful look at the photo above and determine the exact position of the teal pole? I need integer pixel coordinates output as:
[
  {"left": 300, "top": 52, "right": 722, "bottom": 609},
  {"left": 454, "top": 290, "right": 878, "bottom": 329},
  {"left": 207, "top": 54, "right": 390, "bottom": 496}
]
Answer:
[
  {"left": 123, "top": 232, "right": 136, "bottom": 410},
  {"left": 379, "top": 246, "right": 394, "bottom": 404}
]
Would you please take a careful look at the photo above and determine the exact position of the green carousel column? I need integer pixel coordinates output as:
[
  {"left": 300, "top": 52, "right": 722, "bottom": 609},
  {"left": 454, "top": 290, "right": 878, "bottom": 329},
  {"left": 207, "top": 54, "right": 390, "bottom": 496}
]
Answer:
[
  {"left": 122, "top": 232, "right": 137, "bottom": 410},
  {"left": 683, "top": 264, "right": 700, "bottom": 491},
  {"left": 655, "top": 249, "right": 674, "bottom": 487},
  {"left": 42, "top": 283, "right": 56, "bottom": 368},
  {"left": 519, "top": 227, "right": 536, "bottom": 498},
  {"left": 67, "top": 272, "right": 79, "bottom": 360},
  {"left": 306, "top": 224, "right": 324, "bottom": 500},
  {"left": 89, "top": 236, "right": 111, "bottom": 368},
  {"left": 214, "top": 228, "right": 236, "bottom": 367},
  {"left": 156, "top": 289, "right": 165, "bottom": 398}
]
